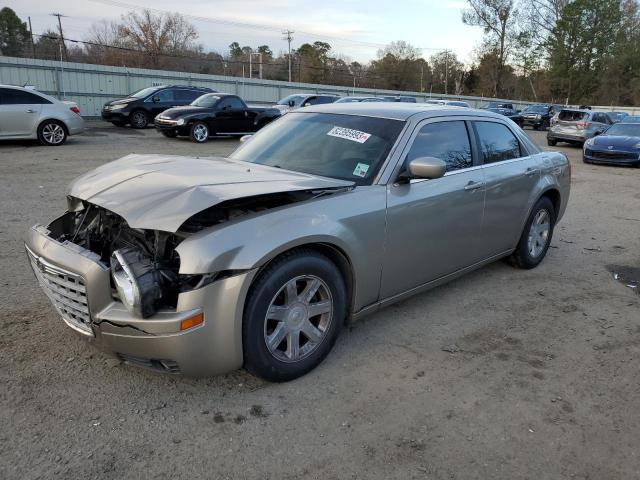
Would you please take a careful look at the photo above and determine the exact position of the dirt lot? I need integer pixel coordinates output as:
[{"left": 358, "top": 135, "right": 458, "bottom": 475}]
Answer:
[{"left": 1, "top": 121, "right": 639, "bottom": 480}]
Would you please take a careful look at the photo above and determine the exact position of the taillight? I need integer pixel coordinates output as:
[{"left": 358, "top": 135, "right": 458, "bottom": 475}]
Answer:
[
  {"left": 576, "top": 121, "right": 588, "bottom": 129},
  {"left": 70, "top": 105, "right": 81, "bottom": 115}
]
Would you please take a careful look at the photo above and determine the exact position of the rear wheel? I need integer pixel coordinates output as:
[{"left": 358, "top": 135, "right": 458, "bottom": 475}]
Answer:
[
  {"left": 37, "top": 120, "right": 67, "bottom": 146},
  {"left": 190, "top": 121, "right": 209, "bottom": 143},
  {"left": 508, "top": 197, "right": 555, "bottom": 269},
  {"left": 243, "top": 249, "right": 347, "bottom": 382},
  {"left": 129, "top": 110, "right": 149, "bottom": 129}
]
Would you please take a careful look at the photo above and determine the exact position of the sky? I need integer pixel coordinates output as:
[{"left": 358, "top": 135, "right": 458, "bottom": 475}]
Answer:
[{"left": 5, "top": 0, "right": 484, "bottom": 64}]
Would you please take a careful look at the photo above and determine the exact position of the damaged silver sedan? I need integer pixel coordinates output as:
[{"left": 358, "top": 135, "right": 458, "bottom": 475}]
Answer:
[{"left": 26, "top": 103, "right": 570, "bottom": 381}]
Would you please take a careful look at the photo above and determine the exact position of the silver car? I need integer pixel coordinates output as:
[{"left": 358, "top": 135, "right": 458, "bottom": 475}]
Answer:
[
  {"left": 25, "top": 104, "right": 570, "bottom": 381},
  {"left": 0, "top": 84, "right": 84, "bottom": 145}
]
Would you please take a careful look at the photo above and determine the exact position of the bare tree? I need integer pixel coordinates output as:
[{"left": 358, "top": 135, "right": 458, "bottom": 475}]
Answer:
[
  {"left": 462, "top": 0, "right": 517, "bottom": 96},
  {"left": 117, "top": 9, "right": 198, "bottom": 67}
]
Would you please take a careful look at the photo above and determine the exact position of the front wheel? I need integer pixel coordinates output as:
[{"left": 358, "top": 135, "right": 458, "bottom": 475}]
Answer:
[
  {"left": 129, "top": 110, "right": 149, "bottom": 129},
  {"left": 508, "top": 197, "right": 555, "bottom": 269},
  {"left": 547, "top": 138, "right": 557, "bottom": 146},
  {"left": 243, "top": 249, "right": 347, "bottom": 382},
  {"left": 37, "top": 120, "right": 67, "bottom": 146},
  {"left": 190, "top": 121, "right": 209, "bottom": 143}
]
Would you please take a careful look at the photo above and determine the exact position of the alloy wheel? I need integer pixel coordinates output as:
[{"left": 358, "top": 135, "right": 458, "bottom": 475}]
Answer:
[
  {"left": 131, "top": 112, "right": 147, "bottom": 128},
  {"left": 42, "top": 123, "right": 65, "bottom": 145},
  {"left": 527, "top": 209, "right": 551, "bottom": 258},
  {"left": 193, "top": 124, "right": 208, "bottom": 142},
  {"left": 263, "top": 275, "right": 333, "bottom": 363}
]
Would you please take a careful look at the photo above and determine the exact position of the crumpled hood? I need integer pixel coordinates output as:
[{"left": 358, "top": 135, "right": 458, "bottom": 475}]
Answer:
[{"left": 68, "top": 154, "right": 353, "bottom": 232}]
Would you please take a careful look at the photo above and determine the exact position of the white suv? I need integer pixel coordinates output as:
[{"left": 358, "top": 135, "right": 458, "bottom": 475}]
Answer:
[{"left": 0, "top": 85, "right": 84, "bottom": 146}]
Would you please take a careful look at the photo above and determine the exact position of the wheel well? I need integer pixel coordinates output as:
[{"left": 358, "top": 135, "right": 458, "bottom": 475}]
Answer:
[
  {"left": 541, "top": 189, "right": 560, "bottom": 217},
  {"left": 257, "top": 243, "right": 355, "bottom": 322}
]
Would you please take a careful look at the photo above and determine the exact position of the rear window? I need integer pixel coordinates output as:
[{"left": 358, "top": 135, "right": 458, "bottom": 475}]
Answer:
[{"left": 559, "top": 110, "right": 587, "bottom": 121}]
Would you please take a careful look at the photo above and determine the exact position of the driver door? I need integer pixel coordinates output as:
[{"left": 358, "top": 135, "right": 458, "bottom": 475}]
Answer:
[
  {"left": 147, "top": 88, "right": 175, "bottom": 117},
  {"left": 381, "top": 119, "right": 486, "bottom": 299}
]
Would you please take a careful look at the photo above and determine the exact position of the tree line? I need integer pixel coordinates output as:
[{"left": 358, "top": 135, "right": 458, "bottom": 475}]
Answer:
[{"left": 0, "top": 2, "right": 638, "bottom": 105}]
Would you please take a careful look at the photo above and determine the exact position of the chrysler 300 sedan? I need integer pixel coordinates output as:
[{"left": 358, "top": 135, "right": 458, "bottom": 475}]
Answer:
[{"left": 25, "top": 103, "right": 570, "bottom": 381}]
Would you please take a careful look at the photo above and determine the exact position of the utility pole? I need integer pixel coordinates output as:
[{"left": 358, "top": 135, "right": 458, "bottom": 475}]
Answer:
[
  {"left": 444, "top": 49, "right": 449, "bottom": 95},
  {"left": 282, "top": 30, "right": 294, "bottom": 82},
  {"left": 420, "top": 63, "right": 424, "bottom": 92},
  {"left": 28, "top": 17, "right": 36, "bottom": 58},
  {"left": 50, "top": 13, "right": 68, "bottom": 61}
]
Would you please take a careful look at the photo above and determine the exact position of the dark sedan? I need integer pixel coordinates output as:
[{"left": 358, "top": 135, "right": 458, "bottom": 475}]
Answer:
[
  {"left": 154, "top": 93, "right": 281, "bottom": 142},
  {"left": 486, "top": 107, "right": 523, "bottom": 127},
  {"left": 521, "top": 104, "right": 560, "bottom": 130},
  {"left": 583, "top": 122, "right": 640, "bottom": 166}
]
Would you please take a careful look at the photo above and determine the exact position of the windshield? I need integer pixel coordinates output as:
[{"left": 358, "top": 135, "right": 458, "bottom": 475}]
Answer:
[
  {"left": 524, "top": 105, "right": 548, "bottom": 113},
  {"left": 128, "top": 86, "right": 162, "bottom": 99},
  {"left": 191, "top": 94, "right": 220, "bottom": 108},
  {"left": 604, "top": 123, "right": 640, "bottom": 136},
  {"left": 277, "top": 94, "right": 306, "bottom": 107},
  {"left": 230, "top": 112, "right": 405, "bottom": 185}
]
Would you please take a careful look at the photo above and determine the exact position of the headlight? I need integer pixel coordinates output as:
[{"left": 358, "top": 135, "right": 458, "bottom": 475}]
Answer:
[
  {"left": 110, "top": 104, "right": 126, "bottom": 110},
  {"left": 111, "top": 247, "right": 162, "bottom": 318},
  {"left": 585, "top": 138, "right": 595, "bottom": 146},
  {"left": 536, "top": 114, "right": 542, "bottom": 119},
  {"left": 633, "top": 142, "right": 640, "bottom": 149},
  {"left": 176, "top": 118, "right": 185, "bottom": 126}
]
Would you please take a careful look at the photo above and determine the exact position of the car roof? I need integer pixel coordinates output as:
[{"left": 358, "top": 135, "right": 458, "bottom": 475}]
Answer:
[{"left": 300, "top": 102, "right": 508, "bottom": 121}]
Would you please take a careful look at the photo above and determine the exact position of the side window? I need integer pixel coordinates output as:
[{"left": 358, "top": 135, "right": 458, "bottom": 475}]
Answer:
[
  {"left": 316, "top": 96, "right": 336, "bottom": 105},
  {"left": 303, "top": 96, "right": 318, "bottom": 106},
  {"left": 475, "top": 121, "right": 522, "bottom": 164},
  {"left": 227, "top": 97, "right": 245, "bottom": 109},
  {"left": 153, "top": 89, "right": 174, "bottom": 102},
  {"left": 217, "top": 98, "right": 231, "bottom": 110},
  {"left": 406, "top": 121, "right": 473, "bottom": 172},
  {"left": 175, "top": 89, "right": 199, "bottom": 102},
  {"left": 1, "top": 88, "right": 51, "bottom": 104}
]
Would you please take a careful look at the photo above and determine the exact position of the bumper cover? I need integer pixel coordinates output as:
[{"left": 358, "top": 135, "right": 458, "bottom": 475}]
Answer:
[
  {"left": 101, "top": 110, "right": 129, "bottom": 122},
  {"left": 25, "top": 223, "right": 257, "bottom": 376}
]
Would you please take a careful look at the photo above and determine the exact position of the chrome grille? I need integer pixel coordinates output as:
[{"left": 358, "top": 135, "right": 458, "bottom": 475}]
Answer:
[{"left": 26, "top": 247, "right": 93, "bottom": 336}]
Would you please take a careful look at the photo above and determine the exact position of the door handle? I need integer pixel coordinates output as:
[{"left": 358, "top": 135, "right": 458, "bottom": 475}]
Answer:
[
  {"left": 26, "top": 109, "right": 36, "bottom": 113},
  {"left": 524, "top": 168, "right": 539, "bottom": 176},
  {"left": 464, "top": 181, "right": 484, "bottom": 191}
]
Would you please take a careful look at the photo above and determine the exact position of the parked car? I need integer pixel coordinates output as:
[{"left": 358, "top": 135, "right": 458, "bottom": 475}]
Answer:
[
  {"left": 484, "top": 102, "right": 515, "bottom": 110},
  {"left": 381, "top": 95, "right": 416, "bottom": 103},
  {"left": 25, "top": 104, "right": 570, "bottom": 381},
  {"left": 154, "top": 93, "right": 281, "bottom": 143},
  {"left": 101, "top": 85, "right": 215, "bottom": 128},
  {"left": 274, "top": 93, "right": 340, "bottom": 113},
  {"left": 334, "top": 96, "right": 384, "bottom": 103},
  {"left": 605, "top": 111, "right": 629, "bottom": 123},
  {"left": 623, "top": 115, "right": 640, "bottom": 123},
  {"left": 521, "top": 104, "right": 561, "bottom": 130},
  {"left": 0, "top": 84, "right": 84, "bottom": 146},
  {"left": 425, "top": 99, "right": 470, "bottom": 107},
  {"left": 486, "top": 107, "right": 524, "bottom": 127},
  {"left": 583, "top": 122, "right": 640, "bottom": 167},
  {"left": 547, "top": 109, "right": 613, "bottom": 146}
]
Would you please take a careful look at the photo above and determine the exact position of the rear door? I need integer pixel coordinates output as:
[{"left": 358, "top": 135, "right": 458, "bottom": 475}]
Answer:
[
  {"left": 174, "top": 89, "right": 202, "bottom": 106},
  {"left": 0, "top": 88, "right": 47, "bottom": 137},
  {"left": 472, "top": 120, "right": 541, "bottom": 255},
  {"left": 381, "top": 118, "right": 486, "bottom": 298}
]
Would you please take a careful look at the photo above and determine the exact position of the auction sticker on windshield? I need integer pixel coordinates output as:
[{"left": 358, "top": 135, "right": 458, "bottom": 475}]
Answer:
[
  {"left": 353, "top": 163, "right": 370, "bottom": 177},
  {"left": 327, "top": 126, "right": 371, "bottom": 143}
]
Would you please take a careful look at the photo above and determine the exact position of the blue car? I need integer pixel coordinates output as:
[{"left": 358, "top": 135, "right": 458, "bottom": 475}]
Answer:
[{"left": 583, "top": 122, "right": 640, "bottom": 166}]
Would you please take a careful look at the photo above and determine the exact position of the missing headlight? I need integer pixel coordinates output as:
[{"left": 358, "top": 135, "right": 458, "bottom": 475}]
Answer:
[{"left": 111, "top": 247, "right": 162, "bottom": 318}]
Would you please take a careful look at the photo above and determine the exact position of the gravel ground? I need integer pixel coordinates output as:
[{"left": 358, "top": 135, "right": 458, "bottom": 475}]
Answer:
[{"left": 1, "top": 121, "right": 639, "bottom": 479}]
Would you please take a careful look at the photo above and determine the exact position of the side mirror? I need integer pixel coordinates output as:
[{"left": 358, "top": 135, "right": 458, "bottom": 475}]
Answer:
[
  {"left": 152, "top": 95, "right": 160, "bottom": 103},
  {"left": 302, "top": 102, "right": 310, "bottom": 107},
  {"left": 239, "top": 134, "right": 253, "bottom": 143},
  {"left": 405, "top": 157, "right": 446, "bottom": 180},
  {"left": 288, "top": 100, "right": 295, "bottom": 107}
]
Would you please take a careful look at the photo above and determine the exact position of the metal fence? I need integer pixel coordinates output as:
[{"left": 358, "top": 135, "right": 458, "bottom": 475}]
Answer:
[{"left": 1, "top": 56, "right": 638, "bottom": 117}]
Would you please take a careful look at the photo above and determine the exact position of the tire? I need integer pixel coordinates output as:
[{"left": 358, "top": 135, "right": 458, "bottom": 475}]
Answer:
[
  {"left": 37, "top": 120, "right": 67, "bottom": 146},
  {"left": 111, "top": 120, "right": 127, "bottom": 127},
  {"left": 243, "top": 249, "right": 347, "bottom": 382},
  {"left": 129, "top": 110, "right": 149, "bottom": 129},
  {"left": 161, "top": 130, "right": 177, "bottom": 138},
  {"left": 547, "top": 138, "right": 557, "bottom": 146},
  {"left": 533, "top": 124, "right": 539, "bottom": 131},
  {"left": 190, "top": 121, "right": 209, "bottom": 143},
  {"left": 508, "top": 197, "right": 556, "bottom": 269}
]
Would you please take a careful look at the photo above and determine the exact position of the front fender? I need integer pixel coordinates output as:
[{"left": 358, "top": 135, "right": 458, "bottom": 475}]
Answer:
[{"left": 175, "top": 187, "right": 387, "bottom": 311}]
